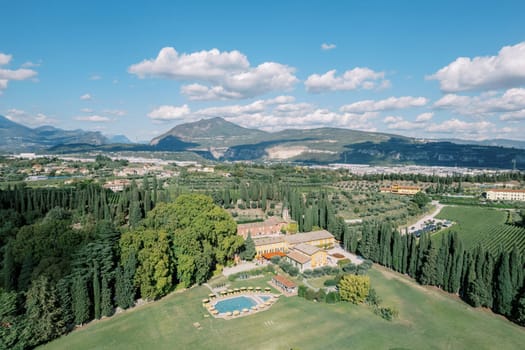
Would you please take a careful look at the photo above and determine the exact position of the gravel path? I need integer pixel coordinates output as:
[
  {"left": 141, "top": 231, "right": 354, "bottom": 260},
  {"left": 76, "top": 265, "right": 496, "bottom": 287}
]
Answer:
[{"left": 404, "top": 200, "right": 446, "bottom": 234}]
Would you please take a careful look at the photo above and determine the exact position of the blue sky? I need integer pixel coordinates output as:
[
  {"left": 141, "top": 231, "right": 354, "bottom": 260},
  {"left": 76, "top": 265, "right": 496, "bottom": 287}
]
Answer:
[{"left": 1, "top": 0, "right": 524, "bottom": 142}]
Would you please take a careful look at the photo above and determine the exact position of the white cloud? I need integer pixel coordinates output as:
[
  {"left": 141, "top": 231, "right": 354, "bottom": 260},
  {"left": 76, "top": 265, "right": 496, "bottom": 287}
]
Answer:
[
  {"left": 383, "top": 114, "right": 430, "bottom": 130},
  {"left": 81, "top": 108, "right": 93, "bottom": 113},
  {"left": 415, "top": 112, "right": 433, "bottom": 122},
  {"left": 146, "top": 95, "right": 381, "bottom": 131},
  {"left": 74, "top": 115, "right": 111, "bottom": 122},
  {"left": 80, "top": 93, "right": 92, "bottom": 100},
  {"left": 340, "top": 96, "right": 428, "bottom": 113},
  {"left": 426, "top": 118, "right": 494, "bottom": 134},
  {"left": 0, "top": 53, "right": 12, "bottom": 65},
  {"left": 305, "top": 68, "right": 389, "bottom": 93},
  {"left": 104, "top": 109, "right": 127, "bottom": 117},
  {"left": 128, "top": 47, "right": 298, "bottom": 100},
  {"left": 147, "top": 104, "right": 190, "bottom": 121},
  {"left": 0, "top": 68, "right": 37, "bottom": 80},
  {"left": 383, "top": 116, "right": 403, "bottom": 124},
  {"left": 89, "top": 74, "right": 102, "bottom": 80},
  {"left": 321, "top": 43, "right": 336, "bottom": 51},
  {"left": 387, "top": 120, "right": 426, "bottom": 130},
  {"left": 434, "top": 88, "right": 525, "bottom": 118},
  {"left": 500, "top": 110, "right": 525, "bottom": 121},
  {"left": 0, "top": 53, "right": 38, "bottom": 94},
  {"left": 5, "top": 109, "right": 57, "bottom": 126},
  {"left": 428, "top": 41, "right": 525, "bottom": 92},
  {"left": 21, "top": 61, "right": 41, "bottom": 68}
]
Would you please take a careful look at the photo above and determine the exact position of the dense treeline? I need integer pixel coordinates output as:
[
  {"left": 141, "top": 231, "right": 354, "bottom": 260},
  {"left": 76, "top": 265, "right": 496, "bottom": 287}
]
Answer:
[
  {"left": 355, "top": 170, "right": 525, "bottom": 184},
  {"left": 0, "top": 179, "right": 215, "bottom": 349},
  {"left": 354, "top": 221, "right": 525, "bottom": 326}
]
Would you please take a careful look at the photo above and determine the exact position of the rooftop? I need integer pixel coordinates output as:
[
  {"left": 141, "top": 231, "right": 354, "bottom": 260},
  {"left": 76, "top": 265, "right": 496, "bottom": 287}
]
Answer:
[
  {"left": 284, "top": 230, "right": 334, "bottom": 245},
  {"left": 273, "top": 274, "right": 296, "bottom": 288},
  {"left": 293, "top": 243, "right": 321, "bottom": 256},
  {"left": 487, "top": 189, "right": 525, "bottom": 193},
  {"left": 286, "top": 250, "right": 311, "bottom": 264},
  {"left": 253, "top": 236, "right": 284, "bottom": 246}
]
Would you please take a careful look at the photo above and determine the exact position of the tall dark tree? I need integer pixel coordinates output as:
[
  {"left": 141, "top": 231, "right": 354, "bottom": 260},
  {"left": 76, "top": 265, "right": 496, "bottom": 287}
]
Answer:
[
  {"left": 493, "top": 251, "right": 513, "bottom": 316},
  {"left": 72, "top": 275, "right": 90, "bottom": 325},
  {"left": 240, "top": 233, "right": 256, "bottom": 261},
  {"left": 24, "top": 276, "right": 65, "bottom": 347}
]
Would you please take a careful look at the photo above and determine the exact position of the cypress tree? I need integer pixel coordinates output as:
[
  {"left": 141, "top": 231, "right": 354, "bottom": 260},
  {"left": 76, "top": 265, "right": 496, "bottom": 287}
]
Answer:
[
  {"left": 24, "top": 276, "right": 65, "bottom": 347},
  {"left": 493, "top": 251, "right": 513, "bottom": 316},
  {"left": 407, "top": 235, "right": 418, "bottom": 277},
  {"left": 93, "top": 262, "right": 101, "bottom": 319},
  {"left": 56, "top": 277, "right": 74, "bottom": 329},
  {"left": 72, "top": 275, "right": 90, "bottom": 325},
  {"left": 2, "top": 243, "right": 16, "bottom": 291},
  {"left": 101, "top": 274, "right": 113, "bottom": 317},
  {"left": 509, "top": 246, "right": 522, "bottom": 300},
  {"left": 419, "top": 240, "right": 438, "bottom": 286},
  {"left": 481, "top": 251, "right": 494, "bottom": 308}
]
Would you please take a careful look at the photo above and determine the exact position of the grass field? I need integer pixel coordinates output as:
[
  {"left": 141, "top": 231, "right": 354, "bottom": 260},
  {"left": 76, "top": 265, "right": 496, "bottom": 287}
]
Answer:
[
  {"left": 434, "top": 206, "right": 525, "bottom": 253},
  {"left": 41, "top": 267, "right": 525, "bottom": 350}
]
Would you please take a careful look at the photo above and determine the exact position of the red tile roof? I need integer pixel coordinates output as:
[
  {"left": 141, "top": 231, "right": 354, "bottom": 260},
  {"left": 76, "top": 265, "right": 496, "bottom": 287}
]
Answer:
[{"left": 273, "top": 275, "right": 296, "bottom": 288}]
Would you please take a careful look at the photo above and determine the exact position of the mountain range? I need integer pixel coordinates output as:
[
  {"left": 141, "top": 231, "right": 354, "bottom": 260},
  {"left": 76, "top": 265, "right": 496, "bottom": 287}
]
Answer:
[
  {"left": 0, "top": 115, "right": 134, "bottom": 153},
  {"left": 2, "top": 115, "right": 525, "bottom": 169}
]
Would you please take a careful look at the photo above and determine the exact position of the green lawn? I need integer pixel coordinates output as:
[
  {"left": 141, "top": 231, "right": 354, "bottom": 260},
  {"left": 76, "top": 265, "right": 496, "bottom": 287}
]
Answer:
[
  {"left": 433, "top": 206, "right": 525, "bottom": 253},
  {"left": 41, "top": 268, "right": 525, "bottom": 350}
]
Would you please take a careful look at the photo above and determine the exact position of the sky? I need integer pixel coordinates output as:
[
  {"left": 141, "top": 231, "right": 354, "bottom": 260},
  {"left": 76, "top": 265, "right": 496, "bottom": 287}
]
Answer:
[{"left": 1, "top": 0, "right": 525, "bottom": 142}]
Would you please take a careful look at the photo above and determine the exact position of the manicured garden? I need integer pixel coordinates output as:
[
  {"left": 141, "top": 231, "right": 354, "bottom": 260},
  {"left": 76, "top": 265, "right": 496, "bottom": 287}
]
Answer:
[{"left": 42, "top": 267, "right": 525, "bottom": 350}]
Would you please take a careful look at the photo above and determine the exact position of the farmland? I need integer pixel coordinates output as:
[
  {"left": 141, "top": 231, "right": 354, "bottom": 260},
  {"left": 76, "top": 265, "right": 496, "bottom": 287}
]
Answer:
[{"left": 434, "top": 206, "right": 525, "bottom": 253}]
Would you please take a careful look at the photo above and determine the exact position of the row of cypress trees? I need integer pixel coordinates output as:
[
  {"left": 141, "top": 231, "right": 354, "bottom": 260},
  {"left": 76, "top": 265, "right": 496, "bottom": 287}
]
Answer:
[{"left": 355, "top": 220, "right": 525, "bottom": 326}]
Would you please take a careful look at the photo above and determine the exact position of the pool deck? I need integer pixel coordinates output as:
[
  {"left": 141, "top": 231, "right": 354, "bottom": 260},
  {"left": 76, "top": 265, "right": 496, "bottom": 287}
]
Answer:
[{"left": 203, "top": 292, "right": 280, "bottom": 320}]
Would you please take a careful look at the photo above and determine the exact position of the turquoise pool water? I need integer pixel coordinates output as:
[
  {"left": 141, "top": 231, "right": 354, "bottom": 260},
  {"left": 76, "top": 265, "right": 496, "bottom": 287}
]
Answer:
[{"left": 214, "top": 296, "right": 257, "bottom": 313}]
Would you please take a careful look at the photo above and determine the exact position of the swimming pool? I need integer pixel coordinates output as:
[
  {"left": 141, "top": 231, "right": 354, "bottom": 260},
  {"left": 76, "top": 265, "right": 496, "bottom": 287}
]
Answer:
[{"left": 214, "top": 296, "right": 257, "bottom": 313}]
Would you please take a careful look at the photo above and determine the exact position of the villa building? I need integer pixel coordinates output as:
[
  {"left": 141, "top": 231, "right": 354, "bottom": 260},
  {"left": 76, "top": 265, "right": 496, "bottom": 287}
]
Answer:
[
  {"left": 380, "top": 184, "right": 421, "bottom": 195},
  {"left": 283, "top": 229, "right": 335, "bottom": 249},
  {"left": 285, "top": 243, "right": 328, "bottom": 271},
  {"left": 253, "top": 229, "right": 335, "bottom": 271},
  {"left": 271, "top": 275, "right": 297, "bottom": 295},
  {"left": 485, "top": 189, "right": 525, "bottom": 201},
  {"left": 237, "top": 216, "right": 288, "bottom": 239},
  {"left": 253, "top": 236, "right": 287, "bottom": 258}
]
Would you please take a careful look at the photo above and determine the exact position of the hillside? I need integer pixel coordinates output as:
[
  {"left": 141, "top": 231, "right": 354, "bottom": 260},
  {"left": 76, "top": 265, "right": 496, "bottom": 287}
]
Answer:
[
  {"left": 0, "top": 115, "right": 109, "bottom": 152},
  {"left": 149, "top": 117, "right": 525, "bottom": 169},
  {"left": 150, "top": 117, "right": 269, "bottom": 148}
]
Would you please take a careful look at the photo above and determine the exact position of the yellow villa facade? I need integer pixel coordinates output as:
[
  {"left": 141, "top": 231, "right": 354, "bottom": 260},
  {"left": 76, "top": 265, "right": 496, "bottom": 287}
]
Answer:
[{"left": 253, "top": 230, "right": 335, "bottom": 270}]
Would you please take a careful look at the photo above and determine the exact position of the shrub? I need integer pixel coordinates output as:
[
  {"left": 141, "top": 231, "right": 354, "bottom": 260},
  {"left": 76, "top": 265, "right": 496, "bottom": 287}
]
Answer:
[
  {"left": 374, "top": 306, "right": 399, "bottom": 321},
  {"left": 270, "top": 255, "right": 281, "bottom": 264},
  {"left": 323, "top": 279, "right": 338, "bottom": 287},
  {"left": 325, "top": 291, "right": 341, "bottom": 304},
  {"left": 366, "top": 287, "right": 381, "bottom": 307},
  {"left": 338, "top": 274, "right": 371, "bottom": 304}
]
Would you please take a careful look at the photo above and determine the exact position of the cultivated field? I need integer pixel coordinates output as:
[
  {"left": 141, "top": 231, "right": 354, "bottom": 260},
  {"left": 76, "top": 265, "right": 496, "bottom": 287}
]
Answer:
[
  {"left": 41, "top": 268, "right": 525, "bottom": 350},
  {"left": 434, "top": 206, "right": 525, "bottom": 253}
]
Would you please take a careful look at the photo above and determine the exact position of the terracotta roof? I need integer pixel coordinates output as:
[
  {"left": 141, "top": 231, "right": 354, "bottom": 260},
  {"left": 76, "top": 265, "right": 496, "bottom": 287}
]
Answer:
[
  {"left": 284, "top": 230, "right": 334, "bottom": 245},
  {"left": 253, "top": 236, "right": 284, "bottom": 246},
  {"left": 487, "top": 189, "right": 525, "bottom": 193},
  {"left": 286, "top": 250, "right": 311, "bottom": 265},
  {"left": 293, "top": 243, "right": 320, "bottom": 256},
  {"left": 273, "top": 274, "right": 296, "bottom": 288},
  {"left": 261, "top": 251, "right": 286, "bottom": 260}
]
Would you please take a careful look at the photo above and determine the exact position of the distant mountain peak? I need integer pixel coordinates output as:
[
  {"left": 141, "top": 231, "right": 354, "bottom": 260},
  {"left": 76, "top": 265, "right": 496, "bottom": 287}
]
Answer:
[{"left": 150, "top": 117, "right": 268, "bottom": 146}]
